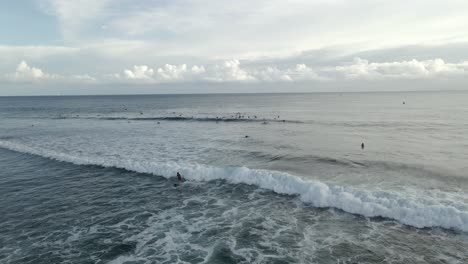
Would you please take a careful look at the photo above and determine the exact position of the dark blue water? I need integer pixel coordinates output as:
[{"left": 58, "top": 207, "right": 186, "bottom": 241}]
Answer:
[{"left": 1, "top": 92, "right": 468, "bottom": 263}]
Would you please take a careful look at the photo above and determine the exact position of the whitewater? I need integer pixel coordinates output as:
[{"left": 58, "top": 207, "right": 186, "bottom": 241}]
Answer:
[
  {"left": 1, "top": 92, "right": 468, "bottom": 263},
  {"left": 1, "top": 139, "right": 467, "bottom": 232}
]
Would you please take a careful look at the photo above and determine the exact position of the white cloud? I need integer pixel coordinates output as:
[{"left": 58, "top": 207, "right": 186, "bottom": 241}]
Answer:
[
  {"left": 156, "top": 64, "right": 188, "bottom": 81},
  {"left": 114, "top": 60, "right": 253, "bottom": 83},
  {"left": 114, "top": 60, "right": 252, "bottom": 83},
  {"left": 123, "top": 65, "right": 154, "bottom": 80},
  {"left": 3, "top": 58, "right": 468, "bottom": 86},
  {"left": 101, "top": 58, "right": 468, "bottom": 84},
  {"left": 251, "top": 66, "right": 292, "bottom": 82},
  {"left": 208, "top": 59, "right": 255, "bottom": 82},
  {"left": 331, "top": 58, "right": 468, "bottom": 80},
  {"left": 8, "top": 61, "right": 57, "bottom": 82},
  {"left": 250, "top": 64, "right": 323, "bottom": 82},
  {"left": 1, "top": 61, "right": 98, "bottom": 84},
  {"left": 70, "top": 74, "right": 96, "bottom": 82},
  {"left": 116, "top": 63, "right": 206, "bottom": 82},
  {"left": 290, "top": 64, "right": 323, "bottom": 81}
]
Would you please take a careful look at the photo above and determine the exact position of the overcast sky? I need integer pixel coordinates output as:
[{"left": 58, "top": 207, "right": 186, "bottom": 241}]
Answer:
[{"left": 1, "top": 0, "right": 468, "bottom": 95}]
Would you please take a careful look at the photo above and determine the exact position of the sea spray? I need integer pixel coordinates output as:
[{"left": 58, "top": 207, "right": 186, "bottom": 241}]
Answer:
[{"left": 1, "top": 139, "right": 467, "bottom": 232}]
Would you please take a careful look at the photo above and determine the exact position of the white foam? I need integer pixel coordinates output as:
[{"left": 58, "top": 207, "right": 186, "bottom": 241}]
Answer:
[{"left": 1, "top": 140, "right": 468, "bottom": 232}]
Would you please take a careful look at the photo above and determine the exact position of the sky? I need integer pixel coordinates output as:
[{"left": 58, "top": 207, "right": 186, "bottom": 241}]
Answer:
[{"left": 1, "top": 0, "right": 468, "bottom": 95}]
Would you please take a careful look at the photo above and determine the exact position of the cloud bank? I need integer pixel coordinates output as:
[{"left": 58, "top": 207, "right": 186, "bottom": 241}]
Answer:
[
  {"left": 331, "top": 58, "right": 468, "bottom": 80},
  {"left": 1, "top": 0, "right": 468, "bottom": 94},
  {"left": 3, "top": 58, "right": 468, "bottom": 85},
  {"left": 2, "top": 61, "right": 95, "bottom": 83}
]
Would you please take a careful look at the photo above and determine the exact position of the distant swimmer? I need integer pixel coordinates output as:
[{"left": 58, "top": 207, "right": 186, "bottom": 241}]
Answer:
[
  {"left": 177, "top": 172, "right": 185, "bottom": 183},
  {"left": 361, "top": 142, "right": 365, "bottom": 149},
  {"left": 245, "top": 135, "right": 249, "bottom": 138}
]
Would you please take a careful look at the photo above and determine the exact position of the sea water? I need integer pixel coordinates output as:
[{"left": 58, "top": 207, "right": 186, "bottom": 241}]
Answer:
[{"left": 0, "top": 92, "right": 467, "bottom": 263}]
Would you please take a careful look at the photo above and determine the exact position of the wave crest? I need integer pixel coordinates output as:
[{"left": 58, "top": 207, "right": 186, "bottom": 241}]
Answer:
[
  {"left": 54, "top": 116, "right": 303, "bottom": 124},
  {"left": 0, "top": 140, "right": 467, "bottom": 232}
]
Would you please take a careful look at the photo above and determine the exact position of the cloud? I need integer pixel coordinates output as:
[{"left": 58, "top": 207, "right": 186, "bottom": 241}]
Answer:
[
  {"left": 209, "top": 60, "right": 255, "bottom": 82},
  {"left": 2, "top": 61, "right": 97, "bottom": 83},
  {"left": 115, "top": 60, "right": 263, "bottom": 83},
  {"left": 123, "top": 65, "right": 154, "bottom": 80},
  {"left": 70, "top": 74, "right": 96, "bottom": 82},
  {"left": 39, "top": 0, "right": 112, "bottom": 40},
  {"left": 250, "top": 64, "right": 324, "bottom": 82},
  {"left": 331, "top": 58, "right": 468, "bottom": 80},
  {"left": 9, "top": 61, "right": 57, "bottom": 81},
  {"left": 50, "top": 0, "right": 468, "bottom": 59},
  {"left": 156, "top": 64, "right": 188, "bottom": 81},
  {"left": 84, "top": 58, "right": 468, "bottom": 84},
  {"left": 116, "top": 63, "right": 206, "bottom": 82},
  {"left": 3, "top": 58, "right": 468, "bottom": 86},
  {"left": 251, "top": 66, "right": 292, "bottom": 81}
]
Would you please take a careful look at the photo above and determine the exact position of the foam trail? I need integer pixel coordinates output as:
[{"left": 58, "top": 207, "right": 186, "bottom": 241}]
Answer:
[{"left": 1, "top": 140, "right": 467, "bottom": 232}]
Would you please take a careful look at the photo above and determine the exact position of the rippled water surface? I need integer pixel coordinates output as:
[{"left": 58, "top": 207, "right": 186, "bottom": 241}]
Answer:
[{"left": 1, "top": 92, "right": 468, "bottom": 263}]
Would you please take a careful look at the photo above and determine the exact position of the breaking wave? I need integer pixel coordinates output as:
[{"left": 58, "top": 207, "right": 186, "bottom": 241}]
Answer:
[{"left": 0, "top": 140, "right": 467, "bottom": 233}]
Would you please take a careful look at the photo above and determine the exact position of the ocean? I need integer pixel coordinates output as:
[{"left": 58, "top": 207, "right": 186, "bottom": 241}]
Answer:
[{"left": 0, "top": 92, "right": 467, "bottom": 263}]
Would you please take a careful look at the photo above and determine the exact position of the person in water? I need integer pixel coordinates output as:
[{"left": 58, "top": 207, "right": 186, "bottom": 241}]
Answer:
[
  {"left": 177, "top": 172, "right": 185, "bottom": 183},
  {"left": 361, "top": 142, "right": 365, "bottom": 149}
]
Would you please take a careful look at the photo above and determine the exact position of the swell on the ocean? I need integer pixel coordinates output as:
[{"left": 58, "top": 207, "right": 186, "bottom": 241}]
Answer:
[
  {"left": 53, "top": 116, "right": 304, "bottom": 124},
  {"left": 1, "top": 140, "right": 467, "bottom": 233}
]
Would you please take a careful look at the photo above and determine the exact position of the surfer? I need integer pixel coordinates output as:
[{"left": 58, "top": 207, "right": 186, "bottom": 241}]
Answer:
[
  {"left": 177, "top": 172, "right": 185, "bottom": 183},
  {"left": 174, "top": 172, "right": 185, "bottom": 187}
]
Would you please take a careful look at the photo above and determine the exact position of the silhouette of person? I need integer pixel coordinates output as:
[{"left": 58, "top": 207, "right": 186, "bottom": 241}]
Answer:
[{"left": 177, "top": 172, "right": 185, "bottom": 182}]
